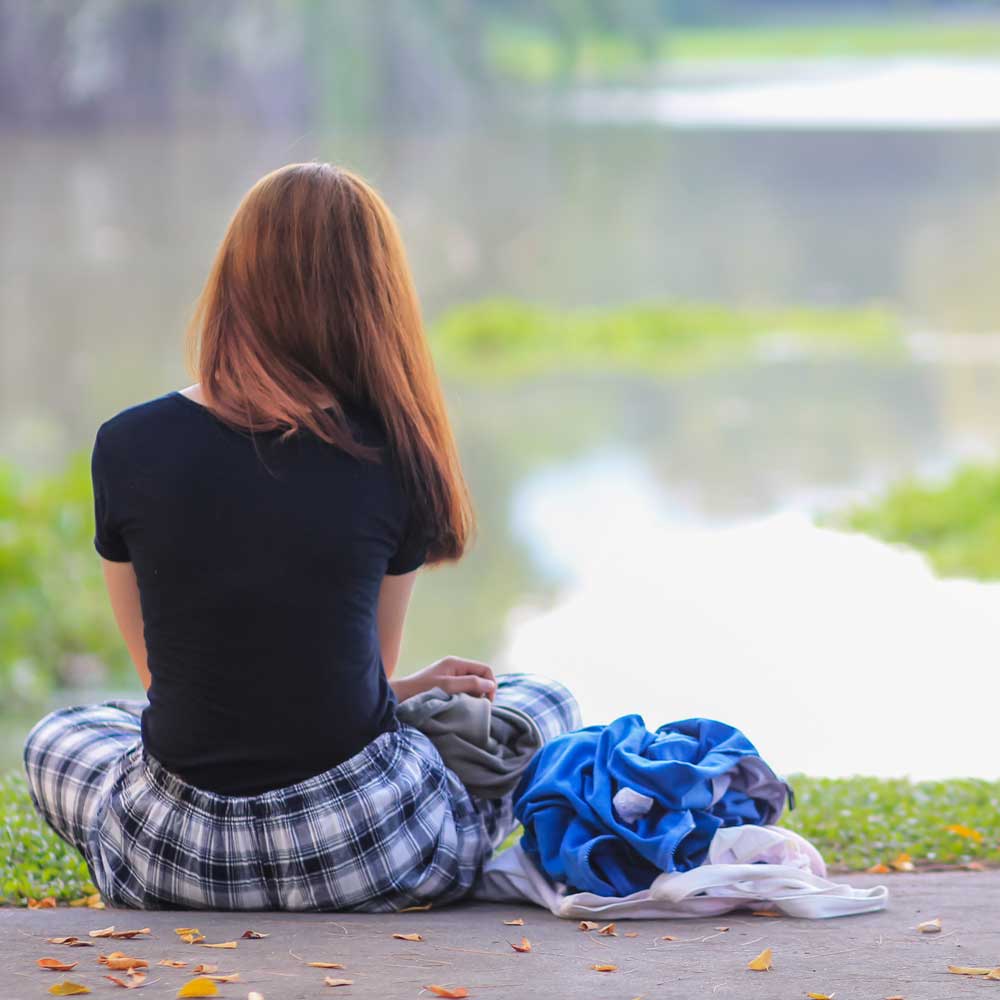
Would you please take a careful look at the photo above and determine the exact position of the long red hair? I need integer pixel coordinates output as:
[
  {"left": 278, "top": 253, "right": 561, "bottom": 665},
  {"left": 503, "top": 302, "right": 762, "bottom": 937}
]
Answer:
[{"left": 186, "top": 162, "right": 472, "bottom": 563}]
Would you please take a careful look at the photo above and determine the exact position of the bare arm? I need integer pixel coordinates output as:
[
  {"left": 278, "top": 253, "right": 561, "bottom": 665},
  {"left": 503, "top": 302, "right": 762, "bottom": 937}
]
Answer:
[
  {"left": 101, "top": 558, "right": 151, "bottom": 691},
  {"left": 377, "top": 570, "right": 419, "bottom": 678},
  {"left": 377, "top": 570, "right": 496, "bottom": 702}
]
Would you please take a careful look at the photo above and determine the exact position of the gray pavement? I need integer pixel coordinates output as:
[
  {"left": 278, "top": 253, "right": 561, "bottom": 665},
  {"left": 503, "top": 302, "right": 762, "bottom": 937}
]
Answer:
[{"left": 2, "top": 871, "right": 997, "bottom": 1000}]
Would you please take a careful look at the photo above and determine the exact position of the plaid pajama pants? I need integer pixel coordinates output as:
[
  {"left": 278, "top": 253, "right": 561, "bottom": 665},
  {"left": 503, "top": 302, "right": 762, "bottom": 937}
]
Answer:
[{"left": 23, "top": 673, "right": 580, "bottom": 912}]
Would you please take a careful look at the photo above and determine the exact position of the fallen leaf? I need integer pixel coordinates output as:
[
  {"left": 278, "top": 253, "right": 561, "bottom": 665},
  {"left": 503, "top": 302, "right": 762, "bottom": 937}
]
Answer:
[
  {"left": 624, "top": 931, "right": 639, "bottom": 938},
  {"left": 424, "top": 988, "right": 469, "bottom": 999},
  {"left": 191, "top": 964, "right": 217, "bottom": 975},
  {"left": 867, "top": 863, "right": 891, "bottom": 874},
  {"left": 174, "top": 928, "right": 201, "bottom": 936},
  {"left": 306, "top": 963, "right": 345, "bottom": 970},
  {"left": 198, "top": 942, "right": 237, "bottom": 949},
  {"left": 510, "top": 937, "right": 531, "bottom": 953},
  {"left": 660, "top": 935, "right": 676, "bottom": 942},
  {"left": 948, "top": 966, "right": 995, "bottom": 976},
  {"left": 103, "top": 956, "right": 149, "bottom": 971},
  {"left": 104, "top": 975, "right": 148, "bottom": 990},
  {"left": 204, "top": 974, "right": 240, "bottom": 983},
  {"left": 917, "top": 918, "right": 942, "bottom": 934},
  {"left": 38, "top": 958, "right": 80, "bottom": 972},
  {"left": 109, "top": 929, "right": 151, "bottom": 940},
  {"left": 179, "top": 933, "right": 205, "bottom": 945},
  {"left": 48, "top": 983, "right": 91, "bottom": 996},
  {"left": 502, "top": 918, "right": 524, "bottom": 926},
  {"left": 175, "top": 979, "right": 219, "bottom": 998},
  {"left": 47, "top": 938, "right": 93, "bottom": 948},
  {"left": 747, "top": 947, "right": 774, "bottom": 972},
  {"left": 323, "top": 979, "right": 353, "bottom": 988},
  {"left": 399, "top": 903, "right": 432, "bottom": 912},
  {"left": 241, "top": 930, "right": 269, "bottom": 939},
  {"left": 597, "top": 922, "right": 617, "bottom": 936},
  {"left": 89, "top": 927, "right": 117, "bottom": 939},
  {"left": 946, "top": 823, "right": 984, "bottom": 843},
  {"left": 157, "top": 960, "right": 187, "bottom": 968},
  {"left": 715, "top": 926, "right": 730, "bottom": 932},
  {"left": 890, "top": 853, "right": 915, "bottom": 873},
  {"left": 807, "top": 994, "right": 835, "bottom": 999},
  {"left": 751, "top": 910, "right": 782, "bottom": 918},
  {"left": 29, "top": 896, "right": 58, "bottom": 909},
  {"left": 884, "top": 996, "right": 905, "bottom": 999},
  {"left": 392, "top": 933, "right": 423, "bottom": 942},
  {"left": 966, "top": 861, "right": 986, "bottom": 871},
  {"left": 591, "top": 964, "right": 617, "bottom": 972},
  {"left": 578, "top": 921, "right": 600, "bottom": 931},
  {"left": 988, "top": 970, "right": 1000, "bottom": 981}
]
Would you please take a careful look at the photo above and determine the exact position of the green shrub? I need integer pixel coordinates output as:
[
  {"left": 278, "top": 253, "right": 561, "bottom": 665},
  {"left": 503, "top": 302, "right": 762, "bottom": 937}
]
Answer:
[{"left": 0, "top": 457, "right": 128, "bottom": 707}]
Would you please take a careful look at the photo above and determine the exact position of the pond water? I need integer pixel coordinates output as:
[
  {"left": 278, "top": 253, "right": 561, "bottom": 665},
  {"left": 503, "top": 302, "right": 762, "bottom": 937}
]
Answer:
[{"left": 3, "top": 79, "right": 1000, "bottom": 778}]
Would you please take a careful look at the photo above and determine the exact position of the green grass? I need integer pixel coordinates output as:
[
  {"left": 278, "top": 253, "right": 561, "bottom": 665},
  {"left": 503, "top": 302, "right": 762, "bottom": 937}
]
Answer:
[
  {"left": 432, "top": 299, "right": 900, "bottom": 379},
  {"left": 486, "top": 18, "right": 1000, "bottom": 85},
  {"left": 3, "top": 771, "right": 997, "bottom": 905},
  {"left": 835, "top": 463, "right": 1000, "bottom": 581},
  {"left": 0, "top": 774, "right": 96, "bottom": 905},
  {"left": 667, "top": 19, "right": 1000, "bottom": 62}
]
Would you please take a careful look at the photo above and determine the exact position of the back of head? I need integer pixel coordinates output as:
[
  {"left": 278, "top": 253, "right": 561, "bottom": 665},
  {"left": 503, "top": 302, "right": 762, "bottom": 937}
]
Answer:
[{"left": 188, "top": 162, "right": 472, "bottom": 563}]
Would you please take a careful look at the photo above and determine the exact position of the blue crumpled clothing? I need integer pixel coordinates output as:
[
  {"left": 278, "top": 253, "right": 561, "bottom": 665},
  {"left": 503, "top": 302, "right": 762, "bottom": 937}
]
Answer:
[{"left": 512, "top": 715, "right": 788, "bottom": 897}]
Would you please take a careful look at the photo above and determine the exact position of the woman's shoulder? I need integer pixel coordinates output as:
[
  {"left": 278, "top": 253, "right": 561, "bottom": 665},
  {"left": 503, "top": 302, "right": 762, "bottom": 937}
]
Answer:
[{"left": 95, "top": 391, "right": 197, "bottom": 450}]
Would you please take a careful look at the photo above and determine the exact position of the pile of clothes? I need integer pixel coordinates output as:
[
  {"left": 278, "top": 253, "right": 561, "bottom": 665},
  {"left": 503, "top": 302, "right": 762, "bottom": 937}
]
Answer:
[{"left": 398, "top": 690, "right": 888, "bottom": 920}]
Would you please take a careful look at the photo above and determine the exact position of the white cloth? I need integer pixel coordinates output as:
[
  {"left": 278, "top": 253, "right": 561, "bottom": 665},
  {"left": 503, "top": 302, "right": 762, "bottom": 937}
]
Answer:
[{"left": 474, "top": 826, "right": 887, "bottom": 919}]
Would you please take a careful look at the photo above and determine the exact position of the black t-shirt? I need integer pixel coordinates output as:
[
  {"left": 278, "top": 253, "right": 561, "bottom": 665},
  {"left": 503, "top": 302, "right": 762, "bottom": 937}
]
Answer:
[{"left": 91, "top": 391, "right": 426, "bottom": 795}]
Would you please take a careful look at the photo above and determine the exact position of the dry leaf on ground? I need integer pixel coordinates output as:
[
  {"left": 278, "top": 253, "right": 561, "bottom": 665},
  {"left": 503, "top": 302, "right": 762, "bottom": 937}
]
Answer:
[
  {"left": 199, "top": 942, "right": 237, "bottom": 949},
  {"left": 307, "top": 963, "right": 345, "bottom": 969},
  {"left": 191, "top": 964, "right": 217, "bottom": 975},
  {"left": 660, "top": 935, "right": 676, "bottom": 942},
  {"left": 48, "top": 983, "right": 91, "bottom": 996},
  {"left": 47, "top": 938, "right": 93, "bottom": 948},
  {"left": 715, "top": 927, "right": 730, "bottom": 932},
  {"left": 38, "top": 958, "right": 79, "bottom": 972},
  {"left": 916, "top": 918, "right": 942, "bottom": 934},
  {"left": 624, "top": 932, "right": 639, "bottom": 938},
  {"left": 175, "top": 979, "right": 219, "bottom": 998},
  {"left": 425, "top": 987, "right": 469, "bottom": 999},
  {"left": 597, "top": 922, "right": 617, "bottom": 936},
  {"left": 104, "top": 974, "right": 148, "bottom": 990},
  {"left": 89, "top": 927, "right": 117, "bottom": 938},
  {"left": 204, "top": 974, "right": 240, "bottom": 983},
  {"left": 157, "top": 961, "right": 187, "bottom": 968},
  {"left": 510, "top": 937, "right": 531, "bottom": 953},
  {"left": 807, "top": 993, "right": 834, "bottom": 999},
  {"left": 747, "top": 947, "right": 774, "bottom": 971},
  {"left": 502, "top": 918, "right": 524, "bottom": 926},
  {"left": 890, "top": 853, "right": 915, "bottom": 872},
  {"left": 29, "top": 896, "right": 58, "bottom": 909},
  {"left": 591, "top": 963, "right": 617, "bottom": 972},
  {"left": 751, "top": 910, "right": 782, "bottom": 918},
  {"left": 179, "top": 933, "right": 205, "bottom": 945},
  {"left": 393, "top": 933, "right": 423, "bottom": 942},
  {"left": 101, "top": 954, "right": 149, "bottom": 971},
  {"left": 578, "top": 921, "right": 600, "bottom": 931},
  {"left": 241, "top": 930, "right": 268, "bottom": 939},
  {"left": 947, "top": 966, "right": 996, "bottom": 976},
  {"left": 399, "top": 903, "right": 433, "bottom": 912},
  {"left": 867, "top": 863, "right": 891, "bottom": 874},
  {"left": 323, "top": 979, "right": 353, "bottom": 988}
]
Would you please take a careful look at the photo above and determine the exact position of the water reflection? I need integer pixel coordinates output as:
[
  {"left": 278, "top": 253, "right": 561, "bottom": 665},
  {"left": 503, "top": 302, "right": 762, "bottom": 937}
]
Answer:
[{"left": 501, "top": 451, "right": 1000, "bottom": 780}]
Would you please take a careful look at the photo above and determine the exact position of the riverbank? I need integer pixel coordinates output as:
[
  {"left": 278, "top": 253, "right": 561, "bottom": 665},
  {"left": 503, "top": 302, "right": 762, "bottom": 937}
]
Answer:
[{"left": 3, "top": 771, "right": 997, "bottom": 906}]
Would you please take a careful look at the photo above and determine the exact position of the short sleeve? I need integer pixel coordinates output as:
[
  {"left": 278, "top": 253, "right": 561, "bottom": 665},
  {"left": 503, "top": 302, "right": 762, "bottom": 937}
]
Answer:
[
  {"left": 386, "top": 509, "right": 428, "bottom": 576},
  {"left": 91, "top": 427, "right": 131, "bottom": 562}
]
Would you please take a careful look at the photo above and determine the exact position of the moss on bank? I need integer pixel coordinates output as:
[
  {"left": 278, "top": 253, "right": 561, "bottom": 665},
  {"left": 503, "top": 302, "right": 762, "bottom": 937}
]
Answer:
[
  {"left": 3, "top": 771, "right": 998, "bottom": 905},
  {"left": 835, "top": 464, "right": 1000, "bottom": 581}
]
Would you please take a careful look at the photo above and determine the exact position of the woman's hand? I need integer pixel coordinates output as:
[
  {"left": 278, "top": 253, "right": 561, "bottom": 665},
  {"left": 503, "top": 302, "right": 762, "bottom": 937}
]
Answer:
[{"left": 390, "top": 656, "right": 496, "bottom": 703}]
